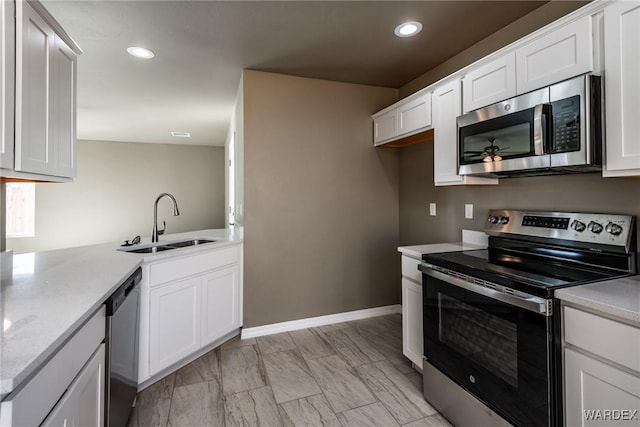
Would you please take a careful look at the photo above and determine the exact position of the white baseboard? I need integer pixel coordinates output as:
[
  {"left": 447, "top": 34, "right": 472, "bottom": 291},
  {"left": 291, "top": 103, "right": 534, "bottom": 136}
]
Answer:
[{"left": 241, "top": 304, "right": 402, "bottom": 339}]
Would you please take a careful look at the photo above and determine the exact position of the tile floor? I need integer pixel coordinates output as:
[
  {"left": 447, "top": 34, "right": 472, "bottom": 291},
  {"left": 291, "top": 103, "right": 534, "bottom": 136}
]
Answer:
[{"left": 127, "top": 314, "right": 452, "bottom": 427}]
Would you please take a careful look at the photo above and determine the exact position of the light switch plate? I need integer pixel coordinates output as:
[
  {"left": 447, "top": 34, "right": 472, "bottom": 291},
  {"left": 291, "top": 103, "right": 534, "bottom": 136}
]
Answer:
[
  {"left": 429, "top": 203, "right": 436, "bottom": 216},
  {"left": 465, "top": 204, "right": 473, "bottom": 219}
]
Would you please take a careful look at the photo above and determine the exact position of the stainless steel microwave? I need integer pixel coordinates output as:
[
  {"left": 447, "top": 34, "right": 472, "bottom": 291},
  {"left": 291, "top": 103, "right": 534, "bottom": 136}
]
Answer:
[{"left": 457, "top": 74, "right": 602, "bottom": 177}]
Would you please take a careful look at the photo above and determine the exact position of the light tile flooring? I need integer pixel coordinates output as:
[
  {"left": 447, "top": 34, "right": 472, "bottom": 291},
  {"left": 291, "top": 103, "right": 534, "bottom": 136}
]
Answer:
[{"left": 127, "top": 314, "right": 452, "bottom": 427}]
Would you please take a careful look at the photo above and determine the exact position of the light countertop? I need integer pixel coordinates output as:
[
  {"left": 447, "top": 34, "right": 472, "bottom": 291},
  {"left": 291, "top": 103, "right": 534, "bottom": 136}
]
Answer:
[
  {"left": 0, "top": 228, "right": 242, "bottom": 398},
  {"left": 398, "top": 230, "right": 488, "bottom": 259},
  {"left": 555, "top": 275, "right": 640, "bottom": 326},
  {"left": 398, "top": 242, "right": 487, "bottom": 259}
]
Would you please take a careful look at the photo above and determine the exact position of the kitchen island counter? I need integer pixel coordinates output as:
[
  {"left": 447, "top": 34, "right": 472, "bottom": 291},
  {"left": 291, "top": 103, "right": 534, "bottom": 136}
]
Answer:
[{"left": 0, "top": 228, "right": 242, "bottom": 398}]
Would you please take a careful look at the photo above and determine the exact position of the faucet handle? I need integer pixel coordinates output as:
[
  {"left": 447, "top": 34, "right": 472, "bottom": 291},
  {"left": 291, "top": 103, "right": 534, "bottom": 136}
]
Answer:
[{"left": 158, "top": 220, "right": 166, "bottom": 236}]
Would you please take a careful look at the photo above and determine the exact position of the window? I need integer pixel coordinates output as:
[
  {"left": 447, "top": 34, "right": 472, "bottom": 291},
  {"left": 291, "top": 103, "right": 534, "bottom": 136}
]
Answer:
[{"left": 5, "top": 182, "right": 35, "bottom": 237}]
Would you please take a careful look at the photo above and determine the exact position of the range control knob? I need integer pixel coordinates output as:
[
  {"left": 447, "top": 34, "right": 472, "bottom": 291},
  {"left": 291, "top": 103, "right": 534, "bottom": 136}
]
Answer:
[
  {"left": 488, "top": 215, "right": 499, "bottom": 225},
  {"left": 499, "top": 216, "right": 510, "bottom": 224},
  {"left": 587, "top": 221, "right": 604, "bottom": 234},
  {"left": 570, "top": 220, "right": 586, "bottom": 232},
  {"left": 605, "top": 222, "right": 623, "bottom": 236}
]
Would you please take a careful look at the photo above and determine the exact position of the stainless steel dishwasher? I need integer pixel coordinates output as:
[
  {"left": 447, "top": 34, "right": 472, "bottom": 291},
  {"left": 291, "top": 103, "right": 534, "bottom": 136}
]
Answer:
[{"left": 105, "top": 267, "right": 142, "bottom": 427}]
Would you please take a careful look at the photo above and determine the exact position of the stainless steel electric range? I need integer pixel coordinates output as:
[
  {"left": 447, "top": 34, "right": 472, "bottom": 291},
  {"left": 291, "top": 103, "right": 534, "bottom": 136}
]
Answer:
[{"left": 419, "top": 210, "right": 637, "bottom": 427}]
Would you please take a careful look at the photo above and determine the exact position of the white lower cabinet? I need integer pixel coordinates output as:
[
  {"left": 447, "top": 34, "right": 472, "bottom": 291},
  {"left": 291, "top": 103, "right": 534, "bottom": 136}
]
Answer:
[
  {"left": 149, "top": 277, "right": 202, "bottom": 374},
  {"left": 563, "top": 305, "right": 640, "bottom": 426},
  {"left": 202, "top": 266, "right": 240, "bottom": 344},
  {"left": 565, "top": 348, "right": 640, "bottom": 427},
  {"left": 41, "top": 344, "right": 105, "bottom": 427},
  {"left": 402, "top": 277, "right": 423, "bottom": 368},
  {"left": 140, "top": 244, "right": 243, "bottom": 383},
  {"left": 401, "top": 255, "right": 423, "bottom": 369}
]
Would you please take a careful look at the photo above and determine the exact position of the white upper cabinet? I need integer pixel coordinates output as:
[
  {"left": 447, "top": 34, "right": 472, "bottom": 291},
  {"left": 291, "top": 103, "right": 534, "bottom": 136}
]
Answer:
[
  {"left": 433, "top": 79, "right": 497, "bottom": 186},
  {"left": 15, "top": 2, "right": 55, "bottom": 176},
  {"left": 1, "top": 0, "right": 15, "bottom": 170},
  {"left": 16, "top": 1, "right": 77, "bottom": 178},
  {"left": 398, "top": 92, "right": 432, "bottom": 136},
  {"left": 516, "top": 15, "right": 593, "bottom": 94},
  {"left": 603, "top": 1, "right": 640, "bottom": 177},
  {"left": 373, "top": 90, "right": 432, "bottom": 146},
  {"left": 373, "top": 108, "right": 398, "bottom": 146},
  {"left": 462, "top": 52, "right": 516, "bottom": 113},
  {"left": 7, "top": 0, "right": 79, "bottom": 181}
]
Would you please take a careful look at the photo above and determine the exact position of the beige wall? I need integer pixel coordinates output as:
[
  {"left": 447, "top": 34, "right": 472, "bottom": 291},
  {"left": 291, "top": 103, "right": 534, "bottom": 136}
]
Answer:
[
  {"left": 7, "top": 140, "right": 226, "bottom": 253},
  {"left": 400, "top": 1, "right": 587, "bottom": 97},
  {"left": 243, "top": 70, "right": 399, "bottom": 328},
  {"left": 399, "top": 142, "right": 640, "bottom": 249}
]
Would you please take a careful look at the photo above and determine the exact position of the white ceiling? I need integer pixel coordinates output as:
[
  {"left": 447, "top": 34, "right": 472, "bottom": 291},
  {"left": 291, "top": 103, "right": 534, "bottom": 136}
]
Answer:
[{"left": 42, "top": 1, "right": 548, "bottom": 147}]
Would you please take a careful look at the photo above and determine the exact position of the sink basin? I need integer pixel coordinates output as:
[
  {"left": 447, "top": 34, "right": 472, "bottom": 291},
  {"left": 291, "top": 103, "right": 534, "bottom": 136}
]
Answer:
[
  {"left": 164, "top": 239, "right": 216, "bottom": 248},
  {"left": 119, "top": 239, "right": 217, "bottom": 254}
]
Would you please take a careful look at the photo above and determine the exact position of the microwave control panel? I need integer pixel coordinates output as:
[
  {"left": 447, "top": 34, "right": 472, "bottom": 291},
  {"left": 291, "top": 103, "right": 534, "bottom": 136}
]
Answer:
[{"left": 550, "top": 95, "right": 580, "bottom": 153}]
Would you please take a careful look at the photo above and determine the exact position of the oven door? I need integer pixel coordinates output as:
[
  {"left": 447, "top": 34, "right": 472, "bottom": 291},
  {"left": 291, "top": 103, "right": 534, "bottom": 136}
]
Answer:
[
  {"left": 422, "top": 266, "right": 553, "bottom": 427},
  {"left": 458, "top": 86, "right": 551, "bottom": 176}
]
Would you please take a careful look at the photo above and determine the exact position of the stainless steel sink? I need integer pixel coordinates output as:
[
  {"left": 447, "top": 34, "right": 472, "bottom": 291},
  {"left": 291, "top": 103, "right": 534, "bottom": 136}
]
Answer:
[
  {"left": 164, "top": 239, "right": 216, "bottom": 248},
  {"left": 119, "top": 239, "right": 217, "bottom": 254}
]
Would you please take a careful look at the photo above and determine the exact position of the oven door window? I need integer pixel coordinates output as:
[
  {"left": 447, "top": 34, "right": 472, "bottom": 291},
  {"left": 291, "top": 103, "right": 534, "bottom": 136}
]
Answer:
[
  {"left": 459, "top": 109, "right": 536, "bottom": 165},
  {"left": 424, "top": 275, "right": 552, "bottom": 427},
  {"left": 439, "top": 293, "right": 518, "bottom": 387}
]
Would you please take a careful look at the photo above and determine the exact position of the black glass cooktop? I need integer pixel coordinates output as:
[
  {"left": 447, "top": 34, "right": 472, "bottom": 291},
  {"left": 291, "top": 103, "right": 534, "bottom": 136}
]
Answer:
[{"left": 422, "top": 249, "right": 623, "bottom": 298}]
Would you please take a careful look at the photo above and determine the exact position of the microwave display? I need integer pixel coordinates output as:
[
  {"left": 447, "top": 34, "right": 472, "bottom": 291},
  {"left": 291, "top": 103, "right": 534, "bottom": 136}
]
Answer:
[{"left": 551, "top": 95, "right": 580, "bottom": 153}]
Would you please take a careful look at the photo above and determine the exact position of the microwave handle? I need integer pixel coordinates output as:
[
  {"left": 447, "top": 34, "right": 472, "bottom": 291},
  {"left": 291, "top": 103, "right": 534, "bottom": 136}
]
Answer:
[{"left": 533, "top": 104, "right": 546, "bottom": 155}]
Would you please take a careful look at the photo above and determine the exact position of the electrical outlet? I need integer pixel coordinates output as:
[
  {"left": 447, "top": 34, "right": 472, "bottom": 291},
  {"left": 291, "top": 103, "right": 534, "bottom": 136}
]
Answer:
[
  {"left": 429, "top": 203, "right": 437, "bottom": 216},
  {"left": 465, "top": 204, "right": 473, "bottom": 219}
]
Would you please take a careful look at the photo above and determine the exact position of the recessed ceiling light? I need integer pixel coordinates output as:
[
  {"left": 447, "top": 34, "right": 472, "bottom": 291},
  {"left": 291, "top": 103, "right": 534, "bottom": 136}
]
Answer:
[
  {"left": 171, "top": 131, "right": 191, "bottom": 138},
  {"left": 127, "top": 46, "right": 155, "bottom": 59},
  {"left": 394, "top": 21, "right": 423, "bottom": 38}
]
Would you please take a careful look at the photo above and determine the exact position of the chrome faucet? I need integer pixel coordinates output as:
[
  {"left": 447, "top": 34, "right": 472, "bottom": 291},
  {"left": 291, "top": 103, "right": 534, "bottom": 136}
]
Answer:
[{"left": 152, "top": 193, "right": 180, "bottom": 242}]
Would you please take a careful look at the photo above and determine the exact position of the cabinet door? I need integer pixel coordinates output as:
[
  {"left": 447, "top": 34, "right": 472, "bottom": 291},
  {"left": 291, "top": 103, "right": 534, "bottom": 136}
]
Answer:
[
  {"left": 564, "top": 348, "right": 640, "bottom": 427},
  {"left": 516, "top": 16, "right": 593, "bottom": 94},
  {"left": 462, "top": 52, "right": 516, "bottom": 112},
  {"left": 15, "top": 1, "right": 55, "bottom": 175},
  {"left": 42, "top": 344, "right": 105, "bottom": 427},
  {"left": 402, "top": 277, "right": 423, "bottom": 369},
  {"left": 51, "top": 35, "right": 77, "bottom": 178},
  {"left": 603, "top": 1, "right": 640, "bottom": 177},
  {"left": 398, "top": 92, "right": 431, "bottom": 137},
  {"left": 373, "top": 108, "right": 397, "bottom": 146},
  {"left": 1, "top": 0, "right": 15, "bottom": 170},
  {"left": 433, "top": 79, "right": 463, "bottom": 185},
  {"left": 201, "top": 265, "right": 240, "bottom": 346},
  {"left": 149, "top": 277, "right": 201, "bottom": 375},
  {"left": 433, "top": 79, "right": 498, "bottom": 186}
]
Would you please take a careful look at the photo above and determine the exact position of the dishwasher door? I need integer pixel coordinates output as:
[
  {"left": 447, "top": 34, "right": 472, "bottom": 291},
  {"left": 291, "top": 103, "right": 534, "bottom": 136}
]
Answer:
[{"left": 106, "top": 267, "right": 142, "bottom": 427}]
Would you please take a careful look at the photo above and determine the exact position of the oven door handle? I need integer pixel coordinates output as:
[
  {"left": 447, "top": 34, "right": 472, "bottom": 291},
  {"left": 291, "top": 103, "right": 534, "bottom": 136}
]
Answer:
[{"left": 420, "top": 265, "right": 552, "bottom": 316}]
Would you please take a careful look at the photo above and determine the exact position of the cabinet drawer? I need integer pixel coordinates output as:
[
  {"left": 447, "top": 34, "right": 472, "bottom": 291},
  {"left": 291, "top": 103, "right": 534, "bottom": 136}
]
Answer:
[
  {"left": 401, "top": 256, "right": 421, "bottom": 283},
  {"left": 564, "top": 306, "right": 640, "bottom": 373},
  {"left": 149, "top": 245, "right": 239, "bottom": 287}
]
